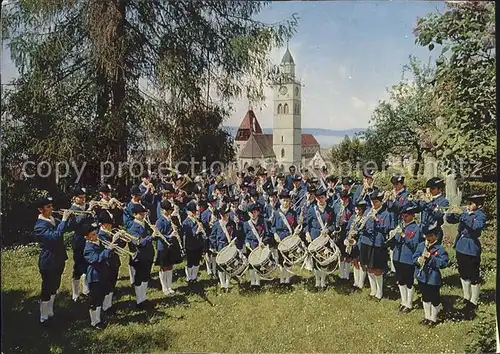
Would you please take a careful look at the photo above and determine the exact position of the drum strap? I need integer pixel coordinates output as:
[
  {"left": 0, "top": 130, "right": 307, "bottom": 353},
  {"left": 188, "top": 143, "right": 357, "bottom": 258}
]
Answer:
[
  {"left": 247, "top": 220, "right": 263, "bottom": 244},
  {"left": 220, "top": 222, "right": 232, "bottom": 244},
  {"left": 315, "top": 207, "right": 327, "bottom": 232},
  {"left": 278, "top": 210, "right": 293, "bottom": 235}
]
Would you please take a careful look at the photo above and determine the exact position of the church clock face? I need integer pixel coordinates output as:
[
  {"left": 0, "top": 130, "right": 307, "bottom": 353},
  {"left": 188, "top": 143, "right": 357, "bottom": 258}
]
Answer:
[{"left": 279, "top": 86, "right": 288, "bottom": 95}]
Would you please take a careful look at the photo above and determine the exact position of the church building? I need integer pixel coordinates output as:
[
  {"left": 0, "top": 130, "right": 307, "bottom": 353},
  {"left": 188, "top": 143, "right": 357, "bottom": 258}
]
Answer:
[{"left": 235, "top": 47, "right": 323, "bottom": 172}]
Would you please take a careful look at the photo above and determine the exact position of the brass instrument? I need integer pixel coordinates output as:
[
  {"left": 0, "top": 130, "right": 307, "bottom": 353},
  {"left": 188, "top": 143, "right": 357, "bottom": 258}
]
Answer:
[
  {"left": 53, "top": 209, "right": 94, "bottom": 216},
  {"left": 101, "top": 227, "right": 139, "bottom": 243},
  {"left": 438, "top": 205, "right": 467, "bottom": 214},
  {"left": 345, "top": 214, "right": 361, "bottom": 254},
  {"left": 382, "top": 189, "right": 396, "bottom": 203},
  {"left": 387, "top": 224, "right": 403, "bottom": 243},
  {"left": 144, "top": 215, "right": 170, "bottom": 244},
  {"left": 417, "top": 240, "right": 436, "bottom": 277},
  {"left": 100, "top": 238, "right": 137, "bottom": 258},
  {"left": 407, "top": 190, "right": 432, "bottom": 203},
  {"left": 176, "top": 174, "right": 193, "bottom": 191}
]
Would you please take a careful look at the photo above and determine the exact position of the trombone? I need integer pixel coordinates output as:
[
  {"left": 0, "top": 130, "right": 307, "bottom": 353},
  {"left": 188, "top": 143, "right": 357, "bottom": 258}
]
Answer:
[
  {"left": 53, "top": 209, "right": 95, "bottom": 216},
  {"left": 144, "top": 215, "right": 171, "bottom": 245},
  {"left": 101, "top": 227, "right": 139, "bottom": 243},
  {"left": 100, "top": 238, "right": 137, "bottom": 258}
]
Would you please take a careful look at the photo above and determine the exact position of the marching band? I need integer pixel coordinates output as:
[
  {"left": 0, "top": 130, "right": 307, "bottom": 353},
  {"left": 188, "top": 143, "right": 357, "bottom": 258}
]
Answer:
[{"left": 33, "top": 166, "right": 488, "bottom": 329}]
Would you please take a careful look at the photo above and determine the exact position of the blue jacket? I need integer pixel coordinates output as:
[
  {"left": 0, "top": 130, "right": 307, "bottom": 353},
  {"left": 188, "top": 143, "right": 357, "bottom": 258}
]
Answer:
[
  {"left": 271, "top": 208, "right": 298, "bottom": 240},
  {"left": 243, "top": 216, "right": 272, "bottom": 249},
  {"left": 264, "top": 201, "right": 280, "bottom": 223},
  {"left": 332, "top": 201, "right": 354, "bottom": 230},
  {"left": 209, "top": 219, "right": 238, "bottom": 251},
  {"left": 68, "top": 204, "right": 93, "bottom": 255},
  {"left": 139, "top": 183, "right": 154, "bottom": 208},
  {"left": 446, "top": 209, "right": 487, "bottom": 256},
  {"left": 285, "top": 174, "right": 298, "bottom": 191},
  {"left": 181, "top": 216, "right": 206, "bottom": 250},
  {"left": 155, "top": 215, "right": 177, "bottom": 251},
  {"left": 290, "top": 186, "right": 307, "bottom": 214},
  {"left": 359, "top": 207, "right": 391, "bottom": 248},
  {"left": 34, "top": 217, "right": 68, "bottom": 271},
  {"left": 83, "top": 241, "right": 112, "bottom": 283},
  {"left": 386, "top": 188, "right": 409, "bottom": 229},
  {"left": 201, "top": 207, "right": 217, "bottom": 235},
  {"left": 123, "top": 201, "right": 143, "bottom": 229},
  {"left": 389, "top": 221, "right": 423, "bottom": 265},
  {"left": 417, "top": 195, "right": 449, "bottom": 242},
  {"left": 128, "top": 220, "right": 155, "bottom": 263},
  {"left": 305, "top": 204, "right": 336, "bottom": 240},
  {"left": 97, "top": 228, "right": 124, "bottom": 269},
  {"left": 302, "top": 200, "right": 317, "bottom": 232},
  {"left": 413, "top": 242, "right": 449, "bottom": 286}
]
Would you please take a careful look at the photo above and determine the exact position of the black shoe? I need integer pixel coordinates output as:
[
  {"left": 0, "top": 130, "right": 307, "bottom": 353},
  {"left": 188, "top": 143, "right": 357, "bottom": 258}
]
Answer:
[
  {"left": 398, "top": 305, "right": 405, "bottom": 312},
  {"left": 426, "top": 320, "right": 437, "bottom": 327},
  {"left": 401, "top": 307, "right": 412, "bottom": 314},
  {"left": 94, "top": 321, "right": 108, "bottom": 329},
  {"left": 386, "top": 271, "right": 395, "bottom": 277},
  {"left": 419, "top": 319, "right": 430, "bottom": 326}
]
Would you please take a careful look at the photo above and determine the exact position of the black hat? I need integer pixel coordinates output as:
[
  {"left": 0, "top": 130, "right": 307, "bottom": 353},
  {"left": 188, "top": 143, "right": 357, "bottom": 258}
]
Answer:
[
  {"left": 81, "top": 221, "right": 99, "bottom": 236},
  {"left": 307, "top": 185, "right": 317, "bottom": 194},
  {"left": 401, "top": 202, "right": 420, "bottom": 215},
  {"left": 36, "top": 195, "right": 54, "bottom": 208},
  {"left": 391, "top": 174, "right": 405, "bottom": 184},
  {"left": 257, "top": 168, "right": 267, "bottom": 176},
  {"left": 308, "top": 177, "right": 319, "bottom": 185},
  {"left": 425, "top": 177, "right": 444, "bottom": 189},
  {"left": 198, "top": 200, "right": 208, "bottom": 209},
  {"left": 186, "top": 201, "right": 197, "bottom": 213},
  {"left": 467, "top": 193, "right": 486, "bottom": 202},
  {"left": 206, "top": 195, "right": 216, "bottom": 203},
  {"left": 315, "top": 187, "right": 327, "bottom": 197},
  {"left": 219, "top": 203, "right": 231, "bottom": 215},
  {"left": 243, "top": 176, "right": 253, "bottom": 184},
  {"left": 325, "top": 175, "right": 338, "bottom": 183},
  {"left": 141, "top": 171, "right": 150, "bottom": 179},
  {"left": 247, "top": 166, "right": 255, "bottom": 173},
  {"left": 355, "top": 200, "right": 368, "bottom": 208},
  {"left": 160, "top": 200, "right": 174, "bottom": 211},
  {"left": 342, "top": 177, "right": 353, "bottom": 185},
  {"left": 130, "top": 185, "right": 142, "bottom": 196},
  {"left": 301, "top": 167, "right": 309, "bottom": 173},
  {"left": 279, "top": 189, "right": 290, "bottom": 199},
  {"left": 247, "top": 203, "right": 262, "bottom": 212},
  {"left": 72, "top": 186, "right": 87, "bottom": 197},
  {"left": 236, "top": 171, "right": 246, "bottom": 178},
  {"left": 268, "top": 189, "right": 278, "bottom": 197},
  {"left": 162, "top": 183, "right": 175, "bottom": 193},
  {"left": 98, "top": 184, "right": 112, "bottom": 193},
  {"left": 240, "top": 181, "right": 250, "bottom": 189},
  {"left": 340, "top": 190, "right": 350, "bottom": 199},
  {"left": 363, "top": 169, "right": 375, "bottom": 178},
  {"left": 370, "top": 190, "right": 385, "bottom": 201},
  {"left": 98, "top": 210, "right": 114, "bottom": 224},
  {"left": 131, "top": 203, "right": 147, "bottom": 214},
  {"left": 249, "top": 189, "right": 259, "bottom": 197},
  {"left": 293, "top": 176, "right": 302, "bottom": 182},
  {"left": 215, "top": 182, "right": 227, "bottom": 190},
  {"left": 289, "top": 165, "right": 296, "bottom": 171},
  {"left": 423, "top": 221, "right": 439, "bottom": 236},
  {"left": 230, "top": 195, "right": 240, "bottom": 203}
]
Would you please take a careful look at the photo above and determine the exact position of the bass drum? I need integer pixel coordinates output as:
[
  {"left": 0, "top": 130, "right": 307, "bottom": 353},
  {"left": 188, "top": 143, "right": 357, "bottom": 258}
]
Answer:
[
  {"left": 216, "top": 244, "right": 248, "bottom": 278},
  {"left": 248, "top": 246, "right": 278, "bottom": 278}
]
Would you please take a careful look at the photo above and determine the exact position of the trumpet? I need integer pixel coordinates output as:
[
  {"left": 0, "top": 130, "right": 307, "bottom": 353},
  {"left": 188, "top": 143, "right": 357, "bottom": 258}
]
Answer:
[
  {"left": 382, "top": 190, "right": 396, "bottom": 203},
  {"left": 176, "top": 174, "right": 193, "bottom": 191},
  {"left": 437, "top": 205, "right": 466, "bottom": 214},
  {"left": 144, "top": 216, "right": 170, "bottom": 244},
  {"left": 387, "top": 224, "right": 403, "bottom": 243},
  {"left": 101, "top": 227, "right": 139, "bottom": 243},
  {"left": 407, "top": 190, "right": 432, "bottom": 203},
  {"left": 100, "top": 238, "right": 137, "bottom": 258},
  {"left": 53, "top": 209, "right": 94, "bottom": 216}
]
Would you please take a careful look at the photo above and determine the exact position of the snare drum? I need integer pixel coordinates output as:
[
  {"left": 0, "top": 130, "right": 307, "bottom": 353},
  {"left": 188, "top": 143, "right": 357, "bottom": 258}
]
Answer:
[
  {"left": 248, "top": 246, "right": 278, "bottom": 277},
  {"left": 278, "top": 235, "right": 307, "bottom": 266},
  {"left": 216, "top": 244, "right": 247, "bottom": 278},
  {"left": 307, "top": 235, "right": 340, "bottom": 267}
]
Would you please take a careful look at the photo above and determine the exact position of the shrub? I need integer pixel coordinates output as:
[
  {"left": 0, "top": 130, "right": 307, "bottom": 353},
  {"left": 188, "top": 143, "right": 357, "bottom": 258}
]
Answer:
[{"left": 463, "top": 181, "right": 497, "bottom": 222}]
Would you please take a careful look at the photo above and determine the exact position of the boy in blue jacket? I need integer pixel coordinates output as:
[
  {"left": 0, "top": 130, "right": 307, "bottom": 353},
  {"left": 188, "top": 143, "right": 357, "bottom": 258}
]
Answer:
[{"left": 413, "top": 221, "right": 449, "bottom": 326}]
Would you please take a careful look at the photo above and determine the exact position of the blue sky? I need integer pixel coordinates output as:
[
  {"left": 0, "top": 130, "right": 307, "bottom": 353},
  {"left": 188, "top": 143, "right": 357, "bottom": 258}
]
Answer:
[{"left": 1, "top": 1, "right": 445, "bottom": 130}]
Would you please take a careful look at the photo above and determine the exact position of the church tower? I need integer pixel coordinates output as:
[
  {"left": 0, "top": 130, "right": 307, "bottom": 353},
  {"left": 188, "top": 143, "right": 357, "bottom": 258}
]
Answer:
[{"left": 273, "top": 46, "right": 302, "bottom": 169}]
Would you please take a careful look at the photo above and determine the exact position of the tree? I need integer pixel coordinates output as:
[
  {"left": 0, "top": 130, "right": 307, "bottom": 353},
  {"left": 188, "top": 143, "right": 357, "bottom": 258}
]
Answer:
[
  {"left": 330, "top": 135, "right": 364, "bottom": 175},
  {"left": 360, "top": 56, "right": 438, "bottom": 178},
  {"left": 414, "top": 1, "right": 496, "bottom": 179}
]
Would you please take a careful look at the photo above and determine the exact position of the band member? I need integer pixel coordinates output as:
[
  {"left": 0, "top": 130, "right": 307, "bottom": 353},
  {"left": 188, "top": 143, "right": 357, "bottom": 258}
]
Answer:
[
  {"left": 264, "top": 167, "right": 278, "bottom": 190},
  {"left": 246, "top": 166, "right": 255, "bottom": 179},
  {"left": 385, "top": 174, "right": 409, "bottom": 273},
  {"left": 386, "top": 203, "right": 423, "bottom": 313},
  {"left": 341, "top": 177, "right": 356, "bottom": 197},
  {"left": 128, "top": 204, "right": 155, "bottom": 309},
  {"left": 418, "top": 177, "right": 449, "bottom": 244},
  {"left": 446, "top": 193, "right": 487, "bottom": 317},
  {"left": 319, "top": 166, "right": 329, "bottom": 190},
  {"left": 238, "top": 181, "right": 251, "bottom": 204},
  {"left": 345, "top": 200, "right": 368, "bottom": 290},
  {"left": 69, "top": 186, "right": 92, "bottom": 302},
  {"left": 97, "top": 211, "right": 123, "bottom": 313},
  {"left": 156, "top": 183, "right": 176, "bottom": 220},
  {"left": 276, "top": 172, "right": 286, "bottom": 193},
  {"left": 243, "top": 203, "right": 272, "bottom": 287},
  {"left": 256, "top": 168, "right": 267, "bottom": 194},
  {"left": 231, "top": 195, "right": 249, "bottom": 251},
  {"left": 326, "top": 175, "right": 340, "bottom": 208},
  {"left": 285, "top": 165, "right": 298, "bottom": 191},
  {"left": 209, "top": 203, "right": 238, "bottom": 292},
  {"left": 182, "top": 201, "right": 206, "bottom": 284},
  {"left": 156, "top": 200, "right": 183, "bottom": 295},
  {"left": 305, "top": 188, "right": 336, "bottom": 290},
  {"left": 123, "top": 185, "right": 144, "bottom": 284},
  {"left": 201, "top": 196, "right": 218, "bottom": 279},
  {"left": 95, "top": 184, "right": 122, "bottom": 228},
  {"left": 34, "top": 195, "right": 71, "bottom": 324},
  {"left": 334, "top": 190, "right": 354, "bottom": 281},
  {"left": 301, "top": 185, "right": 317, "bottom": 241},
  {"left": 83, "top": 221, "right": 113, "bottom": 329},
  {"left": 139, "top": 172, "right": 156, "bottom": 222},
  {"left": 359, "top": 191, "right": 391, "bottom": 300},
  {"left": 355, "top": 169, "right": 375, "bottom": 203},
  {"left": 264, "top": 189, "right": 279, "bottom": 224},
  {"left": 413, "top": 222, "right": 449, "bottom": 326},
  {"left": 290, "top": 176, "right": 306, "bottom": 214},
  {"left": 271, "top": 190, "right": 297, "bottom": 285}
]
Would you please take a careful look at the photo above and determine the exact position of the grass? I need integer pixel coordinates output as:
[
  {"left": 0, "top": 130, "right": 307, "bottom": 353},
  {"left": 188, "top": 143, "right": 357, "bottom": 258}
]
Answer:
[{"left": 2, "top": 224, "right": 496, "bottom": 353}]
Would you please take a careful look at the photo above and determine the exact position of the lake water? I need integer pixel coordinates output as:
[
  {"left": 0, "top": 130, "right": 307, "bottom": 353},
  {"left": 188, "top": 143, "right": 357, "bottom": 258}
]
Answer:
[{"left": 314, "top": 135, "right": 346, "bottom": 148}]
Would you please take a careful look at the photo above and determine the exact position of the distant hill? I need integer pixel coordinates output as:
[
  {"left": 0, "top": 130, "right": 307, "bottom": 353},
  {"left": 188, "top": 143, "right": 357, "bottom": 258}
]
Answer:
[{"left": 223, "top": 126, "right": 364, "bottom": 137}]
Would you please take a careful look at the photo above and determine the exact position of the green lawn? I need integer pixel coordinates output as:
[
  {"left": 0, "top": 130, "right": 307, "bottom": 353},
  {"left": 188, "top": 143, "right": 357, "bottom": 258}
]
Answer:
[{"left": 2, "top": 225, "right": 496, "bottom": 353}]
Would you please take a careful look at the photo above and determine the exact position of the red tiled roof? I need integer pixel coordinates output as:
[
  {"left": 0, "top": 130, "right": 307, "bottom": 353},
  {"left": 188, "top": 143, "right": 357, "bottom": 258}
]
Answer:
[
  {"left": 301, "top": 133, "right": 319, "bottom": 147},
  {"left": 235, "top": 110, "right": 263, "bottom": 141}
]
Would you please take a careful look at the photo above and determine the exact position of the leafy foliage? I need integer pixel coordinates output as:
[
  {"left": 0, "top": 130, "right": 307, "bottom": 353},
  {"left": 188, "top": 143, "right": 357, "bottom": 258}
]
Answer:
[{"left": 414, "top": 1, "right": 496, "bottom": 178}]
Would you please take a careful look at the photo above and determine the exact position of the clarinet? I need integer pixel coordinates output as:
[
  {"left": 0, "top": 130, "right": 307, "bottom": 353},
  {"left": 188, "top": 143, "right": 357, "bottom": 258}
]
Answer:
[{"left": 417, "top": 240, "right": 433, "bottom": 277}]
